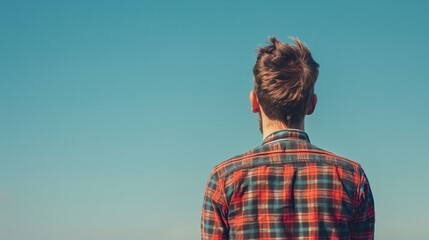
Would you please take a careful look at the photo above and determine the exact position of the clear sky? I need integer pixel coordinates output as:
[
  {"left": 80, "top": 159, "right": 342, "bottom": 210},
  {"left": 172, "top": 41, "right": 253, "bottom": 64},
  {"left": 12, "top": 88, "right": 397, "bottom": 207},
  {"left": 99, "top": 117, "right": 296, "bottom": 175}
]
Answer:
[{"left": 1, "top": 1, "right": 428, "bottom": 239}]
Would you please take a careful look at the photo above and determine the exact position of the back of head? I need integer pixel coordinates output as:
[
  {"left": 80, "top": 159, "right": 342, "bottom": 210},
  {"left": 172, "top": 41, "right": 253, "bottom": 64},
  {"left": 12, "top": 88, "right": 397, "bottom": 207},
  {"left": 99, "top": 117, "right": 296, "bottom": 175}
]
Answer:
[{"left": 253, "top": 37, "right": 319, "bottom": 126}]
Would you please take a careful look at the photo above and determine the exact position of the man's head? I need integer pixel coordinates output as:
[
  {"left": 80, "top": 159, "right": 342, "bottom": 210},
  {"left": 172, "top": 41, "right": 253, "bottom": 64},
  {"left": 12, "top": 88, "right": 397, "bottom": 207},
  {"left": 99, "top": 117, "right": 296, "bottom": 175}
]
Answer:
[{"left": 251, "top": 37, "right": 319, "bottom": 130}]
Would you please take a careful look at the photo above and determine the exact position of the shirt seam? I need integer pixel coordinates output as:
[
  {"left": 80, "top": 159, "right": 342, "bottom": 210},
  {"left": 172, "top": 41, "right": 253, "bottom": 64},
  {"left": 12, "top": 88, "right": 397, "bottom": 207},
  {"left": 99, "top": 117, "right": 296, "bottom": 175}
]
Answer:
[{"left": 215, "top": 149, "right": 359, "bottom": 172}]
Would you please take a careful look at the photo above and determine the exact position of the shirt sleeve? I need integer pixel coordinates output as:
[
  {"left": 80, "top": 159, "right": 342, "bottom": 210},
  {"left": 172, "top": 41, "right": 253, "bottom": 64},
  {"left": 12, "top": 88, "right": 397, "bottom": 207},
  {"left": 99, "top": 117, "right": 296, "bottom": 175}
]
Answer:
[
  {"left": 350, "top": 171, "right": 375, "bottom": 240},
  {"left": 201, "top": 172, "right": 229, "bottom": 240}
]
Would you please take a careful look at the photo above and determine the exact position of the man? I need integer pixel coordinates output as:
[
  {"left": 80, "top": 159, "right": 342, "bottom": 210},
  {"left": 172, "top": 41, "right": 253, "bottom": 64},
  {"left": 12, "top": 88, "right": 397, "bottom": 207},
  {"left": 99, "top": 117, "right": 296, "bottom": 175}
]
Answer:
[{"left": 201, "top": 37, "right": 375, "bottom": 240}]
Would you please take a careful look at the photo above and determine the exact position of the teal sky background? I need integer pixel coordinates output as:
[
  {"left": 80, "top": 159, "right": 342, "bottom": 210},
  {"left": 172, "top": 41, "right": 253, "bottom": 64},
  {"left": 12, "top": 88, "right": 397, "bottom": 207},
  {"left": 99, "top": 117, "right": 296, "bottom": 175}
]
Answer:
[{"left": 1, "top": 1, "right": 428, "bottom": 239}]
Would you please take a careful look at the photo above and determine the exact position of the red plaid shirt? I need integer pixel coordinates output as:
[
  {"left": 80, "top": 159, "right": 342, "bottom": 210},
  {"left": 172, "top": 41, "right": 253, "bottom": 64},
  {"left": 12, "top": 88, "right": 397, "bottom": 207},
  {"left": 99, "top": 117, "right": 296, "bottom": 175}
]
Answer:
[{"left": 201, "top": 129, "right": 375, "bottom": 240}]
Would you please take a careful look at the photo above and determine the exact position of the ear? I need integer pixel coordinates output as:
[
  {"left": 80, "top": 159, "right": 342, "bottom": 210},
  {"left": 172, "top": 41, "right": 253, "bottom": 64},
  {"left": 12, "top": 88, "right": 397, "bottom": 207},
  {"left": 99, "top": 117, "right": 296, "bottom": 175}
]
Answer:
[
  {"left": 249, "top": 90, "right": 260, "bottom": 113},
  {"left": 306, "top": 93, "right": 317, "bottom": 115}
]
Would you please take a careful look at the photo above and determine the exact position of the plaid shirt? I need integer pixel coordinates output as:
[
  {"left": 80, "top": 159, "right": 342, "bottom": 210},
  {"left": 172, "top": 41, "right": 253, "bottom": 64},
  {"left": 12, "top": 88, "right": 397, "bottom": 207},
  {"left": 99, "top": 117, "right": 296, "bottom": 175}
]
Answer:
[{"left": 201, "top": 129, "right": 374, "bottom": 240}]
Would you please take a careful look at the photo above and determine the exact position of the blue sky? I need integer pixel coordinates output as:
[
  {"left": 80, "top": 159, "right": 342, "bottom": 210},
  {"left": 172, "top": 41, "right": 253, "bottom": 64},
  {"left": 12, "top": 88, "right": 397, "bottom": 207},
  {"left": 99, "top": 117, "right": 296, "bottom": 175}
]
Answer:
[{"left": 1, "top": 1, "right": 428, "bottom": 239}]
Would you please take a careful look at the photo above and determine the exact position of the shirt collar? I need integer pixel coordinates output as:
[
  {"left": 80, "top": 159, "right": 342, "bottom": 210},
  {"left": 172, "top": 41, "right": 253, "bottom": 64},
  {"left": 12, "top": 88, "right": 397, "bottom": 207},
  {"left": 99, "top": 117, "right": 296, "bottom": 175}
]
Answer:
[{"left": 262, "top": 129, "right": 310, "bottom": 144}]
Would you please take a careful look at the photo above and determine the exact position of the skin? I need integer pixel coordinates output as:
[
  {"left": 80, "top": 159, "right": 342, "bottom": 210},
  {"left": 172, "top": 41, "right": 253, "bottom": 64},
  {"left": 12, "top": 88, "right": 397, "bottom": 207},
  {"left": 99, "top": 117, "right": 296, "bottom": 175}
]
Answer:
[{"left": 249, "top": 90, "right": 317, "bottom": 139}]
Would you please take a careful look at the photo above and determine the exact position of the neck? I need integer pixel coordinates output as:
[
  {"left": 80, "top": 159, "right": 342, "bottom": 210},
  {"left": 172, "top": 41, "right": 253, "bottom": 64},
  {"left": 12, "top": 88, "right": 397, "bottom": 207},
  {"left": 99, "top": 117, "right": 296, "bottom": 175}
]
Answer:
[{"left": 260, "top": 114, "right": 304, "bottom": 139}]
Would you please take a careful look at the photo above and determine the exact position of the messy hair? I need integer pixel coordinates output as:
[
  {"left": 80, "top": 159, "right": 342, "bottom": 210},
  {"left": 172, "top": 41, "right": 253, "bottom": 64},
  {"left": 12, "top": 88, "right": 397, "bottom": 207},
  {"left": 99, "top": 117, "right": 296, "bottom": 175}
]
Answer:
[{"left": 253, "top": 37, "right": 319, "bottom": 126}]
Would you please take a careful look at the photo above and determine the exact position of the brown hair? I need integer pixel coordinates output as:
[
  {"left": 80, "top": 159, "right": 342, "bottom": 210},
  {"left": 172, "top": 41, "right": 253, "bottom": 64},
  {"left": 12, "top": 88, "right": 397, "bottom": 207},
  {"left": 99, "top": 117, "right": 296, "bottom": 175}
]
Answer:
[{"left": 253, "top": 36, "right": 319, "bottom": 126}]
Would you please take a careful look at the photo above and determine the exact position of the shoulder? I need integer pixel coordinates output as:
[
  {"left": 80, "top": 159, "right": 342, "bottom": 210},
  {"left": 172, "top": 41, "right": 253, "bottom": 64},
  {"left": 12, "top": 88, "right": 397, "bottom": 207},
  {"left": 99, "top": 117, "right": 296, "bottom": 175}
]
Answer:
[
  {"left": 208, "top": 141, "right": 365, "bottom": 181},
  {"left": 209, "top": 145, "right": 263, "bottom": 180},
  {"left": 308, "top": 144, "right": 364, "bottom": 171}
]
